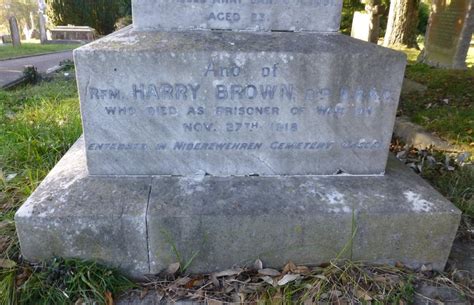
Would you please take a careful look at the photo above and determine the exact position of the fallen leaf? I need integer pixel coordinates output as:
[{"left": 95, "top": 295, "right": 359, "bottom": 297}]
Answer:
[
  {"left": 166, "top": 262, "right": 180, "bottom": 274},
  {"left": 15, "top": 267, "right": 31, "bottom": 287},
  {"left": 294, "top": 265, "right": 310, "bottom": 274},
  {"left": 207, "top": 299, "right": 224, "bottom": 305},
  {"left": 189, "top": 290, "right": 204, "bottom": 299},
  {"left": 104, "top": 291, "right": 113, "bottom": 305},
  {"left": 5, "top": 173, "right": 17, "bottom": 182},
  {"left": 282, "top": 261, "right": 296, "bottom": 274},
  {"left": 139, "top": 288, "right": 149, "bottom": 299},
  {"left": 210, "top": 273, "right": 219, "bottom": 287},
  {"left": 253, "top": 258, "right": 263, "bottom": 270},
  {"left": 304, "top": 298, "right": 314, "bottom": 305},
  {"left": 74, "top": 299, "right": 84, "bottom": 305},
  {"left": 311, "top": 266, "right": 324, "bottom": 274},
  {"left": 355, "top": 288, "right": 372, "bottom": 301},
  {"left": 314, "top": 274, "right": 328, "bottom": 281},
  {"left": 185, "top": 277, "right": 205, "bottom": 289},
  {"left": 258, "top": 268, "right": 281, "bottom": 277},
  {"left": 420, "top": 264, "right": 432, "bottom": 272},
  {"left": 330, "top": 290, "right": 343, "bottom": 297},
  {"left": 260, "top": 276, "right": 275, "bottom": 286},
  {"left": 396, "top": 151, "right": 407, "bottom": 160},
  {"left": 395, "top": 261, "right": 405, "bottom": 269},
  {"left": 172, "top": 276, "right": 191, "bottom": 286},
  {"left": 277, "top": 274, "right": 301, "bottom": 286},
  {"left": 214, "top": 268, "right": 243, "bottom": 278},
  {"left": 0, "top": 259, "right": 16, "bottom": 269}
]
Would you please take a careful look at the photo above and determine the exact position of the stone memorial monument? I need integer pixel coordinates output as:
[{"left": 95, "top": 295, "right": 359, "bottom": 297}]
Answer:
[
  {"left": 419, "top": 0, "right": 474, "bottom": 69},
  {"left": 16, "top": 0, "right": 461, "bottom": 278}
]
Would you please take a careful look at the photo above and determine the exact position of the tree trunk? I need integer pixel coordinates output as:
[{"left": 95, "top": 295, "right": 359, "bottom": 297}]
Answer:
[
  {"left": 383, "top": 0, "right": 420, "bottom": 48},
  {"left": 38, "top": 0, "right": 48, "bottom": 43}
]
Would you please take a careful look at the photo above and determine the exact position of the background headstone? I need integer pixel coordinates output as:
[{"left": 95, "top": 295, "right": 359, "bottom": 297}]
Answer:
[
  {"left": 351, "top": 0, "right": 384, "bottom": 43},
  {"left": 420, "top": 0, "right": 474, "bottom": 69},
  {"left": 8, "top": 17, "right": 21, "bottom": 47}
]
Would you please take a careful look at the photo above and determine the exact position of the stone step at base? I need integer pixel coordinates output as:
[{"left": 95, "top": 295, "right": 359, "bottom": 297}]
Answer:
[{"left": 15, "top": 137, "right": 461, "bottom": 279}]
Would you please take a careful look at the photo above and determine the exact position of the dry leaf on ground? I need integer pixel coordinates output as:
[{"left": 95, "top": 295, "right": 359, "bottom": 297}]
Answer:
[
  {"left": 104, "top": 291, "right": 113, "bottom": 305},
  {"left": 277, "top": 274, "right": 301, "bottom": 286},
  {"left": 214, "top": 268, "right": 243, "bottom": 278},
  {"left": 258, "top": 268, "right": 281, "bottom": 277},
  {"left": 0, "top": 258, "right": 16, "bottom": 269},
  {"left": 282, "top": 261, "right": 296, "bottom": 274},
  {"left": 166, "top": 262, "right": 180, "bottom": 274},
  {"left": 253, "top": 259, "right": 263, "bottom": 270}
]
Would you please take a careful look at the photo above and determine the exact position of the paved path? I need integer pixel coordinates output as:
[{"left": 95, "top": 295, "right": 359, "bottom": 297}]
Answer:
[{"left": 0, "top": 51, "right": 73, "bottom": 88}]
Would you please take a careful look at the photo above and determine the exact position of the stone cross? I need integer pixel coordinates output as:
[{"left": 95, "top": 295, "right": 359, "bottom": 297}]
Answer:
[
  {"left": 8, "top": 17, "right": 21, "bottom": 47},
  {"left": 419, "top": 0, "right": 474, "bottom": 69}
]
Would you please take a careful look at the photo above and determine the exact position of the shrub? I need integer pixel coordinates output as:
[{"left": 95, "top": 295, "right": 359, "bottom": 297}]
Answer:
[{"left": 46, "top": 0, "right": 131, "bottom": 35}]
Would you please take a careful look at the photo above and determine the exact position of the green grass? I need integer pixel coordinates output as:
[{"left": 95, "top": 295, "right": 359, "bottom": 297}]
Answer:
[
  {"left": 0, "top": 77, "right": 82, "bottom": 199},
  {"left": 18, "top": 258, "right": 135, "bottom": 305},
  {"left": 393, "top": 46, "right": 473, "bottom": 218},
  {"left": 0, "top": 77, "right": 135, "bottom": 304},
  {"left": 423, "top": 164, "right": 474, "bottom": 217},
  {"left": 0, "top": 42, "right": 80, "bottom": 60},
  {"left": 395, "top": 47, "right": 474, "bottom": 152}
]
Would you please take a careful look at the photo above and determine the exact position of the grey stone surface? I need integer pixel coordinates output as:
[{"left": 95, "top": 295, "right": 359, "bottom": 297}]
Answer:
[
  {"left": 448, "top": 238, "right": 474, "bottom": 274},
  {"left": 147, "top": 156, "right": 460, "bottom": 274},
  {"left": 393, "top": 116, "right": 456, "bottom": 151},
  {"left": 14, "top": 137, "right": 151, "bottom": 279},
  {"left": 401, "top": 78, "right": 428, "bottom": 95},
  {"left": 420, "top": 0, "right": 474, "bottom": 69},
  {"left": 352, "top": 157, "right": 461, "bottom": 270},
  {"left": 74, "top": 28, "right": 406, "bottom": 176},
  {"left": 16, "top": 138, "right": 461, "bottom": 276},
  {"left": 132, "top": 0, "right": 343, "bottom": 32}
]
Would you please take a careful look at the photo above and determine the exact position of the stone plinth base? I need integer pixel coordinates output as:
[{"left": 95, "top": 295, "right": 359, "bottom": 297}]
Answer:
[{"left": 15, "top": 137, "right": 461, "bottom": 278}]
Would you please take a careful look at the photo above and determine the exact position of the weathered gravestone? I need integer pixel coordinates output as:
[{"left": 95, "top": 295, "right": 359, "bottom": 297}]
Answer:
[
  {"left": 8, "top": 17, "right": 21, "bottom": 47},
  {"left": 420, "top": 0, "right": 474, "bottom": 69},
  {"left": 351, "top": 0, "right": 384, "bottom": 43},
  {"left": 16, "top": 0, "right": 461, "bottom": 278}
]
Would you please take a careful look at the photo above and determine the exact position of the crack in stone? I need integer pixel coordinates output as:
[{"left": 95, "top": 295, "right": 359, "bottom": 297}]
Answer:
[
  {"left": 145, "top": 178, "right": 153, "bottom": 274},
  {"left": 254, "top": 155, "right": 277, "bottom": 174}
]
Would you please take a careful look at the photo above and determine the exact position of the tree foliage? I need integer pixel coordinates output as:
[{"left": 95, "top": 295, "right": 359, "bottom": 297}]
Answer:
[
  {"left": 0, "top": 0, "right": 37, "bottom": 35},
  {"left": 45, "top": 0, "right": 131, "bottom": 35}
]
